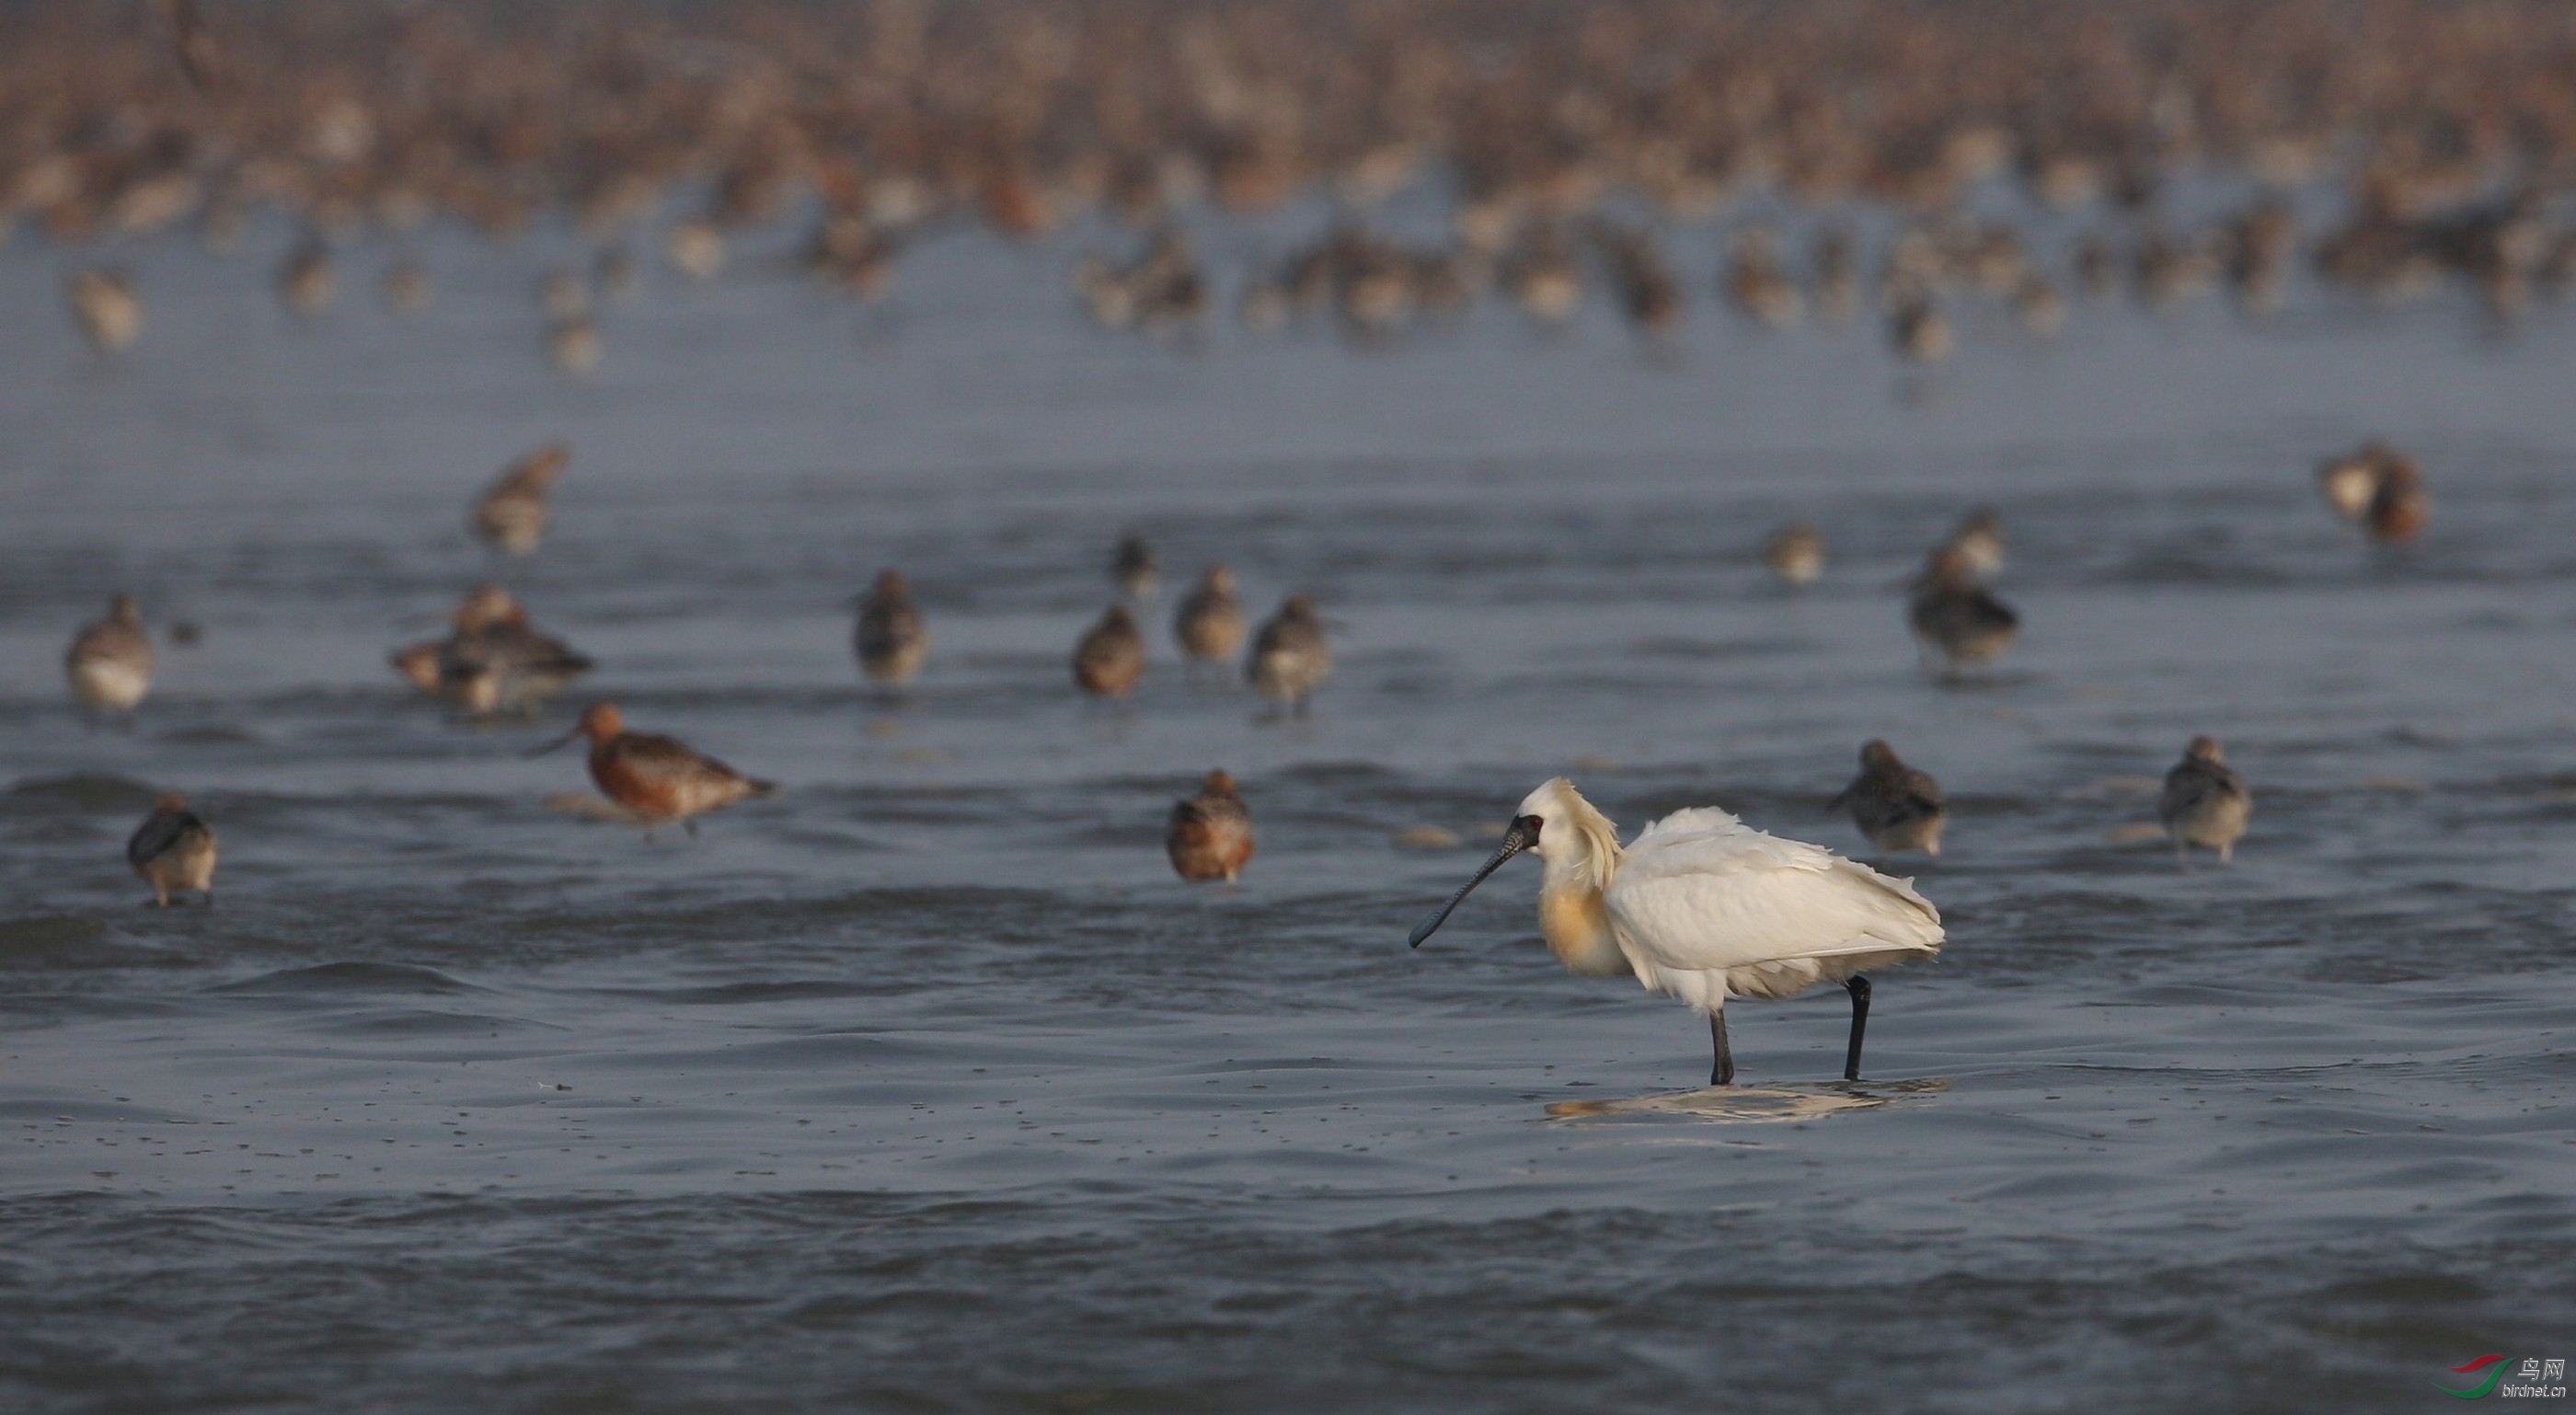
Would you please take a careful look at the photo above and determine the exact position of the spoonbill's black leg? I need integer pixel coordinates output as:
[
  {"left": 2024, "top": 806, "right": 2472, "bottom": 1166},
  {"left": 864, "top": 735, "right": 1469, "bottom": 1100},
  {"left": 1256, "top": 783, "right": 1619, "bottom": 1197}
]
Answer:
[
  {"left": 1710, "top": 1011, "right": 1735, "bottom": 1087},
  {"left": 1843, "top": 974, "right": 1872, "bottom": 1081}
]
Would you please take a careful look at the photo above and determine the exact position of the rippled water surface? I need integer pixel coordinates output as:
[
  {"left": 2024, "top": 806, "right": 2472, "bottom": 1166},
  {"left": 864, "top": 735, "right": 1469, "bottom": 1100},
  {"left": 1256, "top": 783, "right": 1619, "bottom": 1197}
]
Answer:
[{"left": 5, "top": 209, "right": 2575, "bottom": 1412}]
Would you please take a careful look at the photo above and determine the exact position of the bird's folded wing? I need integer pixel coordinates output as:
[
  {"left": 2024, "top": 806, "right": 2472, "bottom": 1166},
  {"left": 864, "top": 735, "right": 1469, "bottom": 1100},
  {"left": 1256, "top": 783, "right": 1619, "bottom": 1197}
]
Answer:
[{"left": 1606, "top": 818, "right": 1943, "bottom": 974}]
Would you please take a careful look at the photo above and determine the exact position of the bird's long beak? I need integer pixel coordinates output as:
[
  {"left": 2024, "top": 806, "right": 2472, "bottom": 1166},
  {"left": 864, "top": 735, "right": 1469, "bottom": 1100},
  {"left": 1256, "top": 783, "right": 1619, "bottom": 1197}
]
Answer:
[
  {"left": 1408, "top": 814, "right": 1540, "bottom": 949},
  {"left": 524, "top": 725, "right": 584, "bottom": 759}
]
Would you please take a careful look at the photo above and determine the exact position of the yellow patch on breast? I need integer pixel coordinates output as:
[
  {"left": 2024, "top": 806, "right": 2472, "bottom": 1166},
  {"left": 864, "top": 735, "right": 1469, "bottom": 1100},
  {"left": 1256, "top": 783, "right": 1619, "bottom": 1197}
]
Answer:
[{"left": 1538, "top": 886, "right": 1630, "bottom": 977}]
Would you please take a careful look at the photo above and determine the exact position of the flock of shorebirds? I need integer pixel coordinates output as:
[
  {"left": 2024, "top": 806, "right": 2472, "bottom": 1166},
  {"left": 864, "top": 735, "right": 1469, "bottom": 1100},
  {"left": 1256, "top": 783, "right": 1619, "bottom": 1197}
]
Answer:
[
  {"left": 18, "top": 0, "right": 2492, "bottom": 1085},
  {"left": 62, "top": 428, "right": 2417, "bottom": 1084}
]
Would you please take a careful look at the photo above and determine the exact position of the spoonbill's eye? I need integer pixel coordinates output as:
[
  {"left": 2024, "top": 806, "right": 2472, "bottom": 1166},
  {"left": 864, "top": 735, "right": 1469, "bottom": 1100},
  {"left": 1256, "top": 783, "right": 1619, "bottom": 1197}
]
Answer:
[{"left": 1513, "top": 813, "right": 1544, "bottom": 840}]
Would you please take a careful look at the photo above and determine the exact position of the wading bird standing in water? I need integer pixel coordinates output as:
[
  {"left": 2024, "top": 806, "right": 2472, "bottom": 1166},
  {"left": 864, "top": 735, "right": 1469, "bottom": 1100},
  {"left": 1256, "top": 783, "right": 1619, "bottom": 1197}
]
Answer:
[
  {"left": 1409, "top": 778, "right": 1942, "bottom": 1085},
  {"left": 1829, "top": 740, "right": 1947, "bottom": 857},
  {"left": 1908, "top": 546, "right": 2018, "bottom": 679},
  {"left": 1173, "top": 566, "right": 1245, "bottom": 678},
  {"left": 67, "top": 593, "right": 155, "bottom": 718},
  {"left": 534, "top": 704, "right": 774, "bottom": 838},
  {"left": 1111, "top": 533, "right": 1158, "bottom": 600},
  {"left": 128, "top": 792, "right": 217, "bottom": 906},
  {"left": 1167, "top": 770, "right": 1255, "bottom": 882},
  {"left": 1073, "top": 605, "right": 1146, "bottom": 698},
  {"left": 2158, "top": 735, "right": 2251, "bottom": 865},
  {"left": 1762, "top": 521, "right": 1825, "bottom": 585},
  {"left": 473, "top": 441, "right": 569, "bottom": 555},
  {"left": 853, "top": 569, "right": 928, "bottom": 688},
  {"left": 1247, "top": 595, "right": 1330, "bottom": 714}
]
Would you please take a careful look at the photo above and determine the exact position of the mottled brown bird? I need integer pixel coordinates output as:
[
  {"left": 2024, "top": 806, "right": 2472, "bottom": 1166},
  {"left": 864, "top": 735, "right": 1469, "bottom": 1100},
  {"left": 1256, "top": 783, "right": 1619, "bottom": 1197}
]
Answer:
[
  {"left": 2158, "top": 735, "right": 2251, "bottom": 865},
  {"left": 128, "top": 792, "right": 217, "bottom": 906},
  {"left": 1247, "top": 595, "right": 1331, "bottom": 712},
  {"left": 854, "top": 569, "right": 928, "bottom": 686},
  {"left": 1907, "top": 547, "right": 2018, "bottom": 676},
  {"left": 1762, "top": 522, "right": 1825, "bottom": 585},
  {"left": 1173, "top": 565, "right": 1246, "bottom": 669},
  {"left": 1827, "top": 741, "right": 1947, "bottom": 857},
  {"left": 67, "top": 593, "right": 155, "bottom": 715},
  {"left": 474, "top": 442, "right": 569, "bottom": 555},
  {"left": 2364, "top": 458, "right": 2431, "bottom": 544},
  {"left": 1167, "top": 770, "right": 1256, "bottom": 882},
  {"left": 1073, "top": 605, "right": 1146, "bottom": 697}
]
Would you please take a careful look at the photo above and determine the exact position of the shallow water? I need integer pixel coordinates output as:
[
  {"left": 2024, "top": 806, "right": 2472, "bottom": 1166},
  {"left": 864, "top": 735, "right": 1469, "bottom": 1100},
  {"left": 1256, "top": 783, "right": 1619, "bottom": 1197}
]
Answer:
[{"left": 4, "top": 202, "right": 2575, "bottom": 1412}]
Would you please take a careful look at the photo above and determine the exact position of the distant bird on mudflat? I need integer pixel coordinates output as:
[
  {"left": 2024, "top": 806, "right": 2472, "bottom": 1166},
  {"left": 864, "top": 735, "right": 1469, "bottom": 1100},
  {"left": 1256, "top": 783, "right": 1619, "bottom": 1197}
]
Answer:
[
  {"left": 1073, "top": 604, "right": 1146, "bottom": 698},
  {"left": 535, "top": 704, "right": 773, "bottom": 838},
  {"left": 1111, "top": 533, "right": 1159, "bottom": 599},
  {"left": 1247, "top": 596, "right": 1330, "bottom": 713},
  {"left": 128, "top": 792, "right": 217, "bottom": 907},
  {"left": 1762, "top": 521, "right": 1826, "bottom": 585},
  {"left": 2157, "top": 735, "right": 2251, "bottom": 865},
  {"left": 2317, "top": 440, "right": 2407, "bottom": 523},
  {"left": 1409, "top": 777, "right": 1942, "bottom": 1085},
  {"left": 66, "top": 269, "right": 142, "bottom": 351},
  {"left": 668, "top": 219, "right": 726, "bottom": 282},
  {"left": 1173, "top": 565, "right": 1246, "bottom": 672},
  {"left": 473, "top": 442, "right": 569, "bottom": 555},
  {"left": 1167, "top": 770, "right": 1256, "bottom": 882},
  {"left": 1908, "top": 547, "right": 2018, "bottom": 678},
  {"left": 854, "top": 569, "right": 929, "bottom": 687},
  {"left": 1829, "top": 741, "right": 1947, "bottom": 857},
  {"left": 67, "top": 593, "right": 155, "bottom": 716},
  {"left": 1942, "top": 507, "right": 2007, "bottom": 581}
]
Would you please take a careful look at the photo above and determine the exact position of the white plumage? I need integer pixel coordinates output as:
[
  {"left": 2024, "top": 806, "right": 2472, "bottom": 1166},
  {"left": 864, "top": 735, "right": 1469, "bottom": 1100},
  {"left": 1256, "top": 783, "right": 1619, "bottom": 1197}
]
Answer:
[{"left": 1410, "top": 778, "right": 1944, "bottom": 1085}]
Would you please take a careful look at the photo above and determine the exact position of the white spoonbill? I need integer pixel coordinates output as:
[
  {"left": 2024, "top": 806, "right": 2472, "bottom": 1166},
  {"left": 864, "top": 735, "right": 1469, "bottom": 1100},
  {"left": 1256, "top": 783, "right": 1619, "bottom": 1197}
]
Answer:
[{"left": 1409, "top": 778, "right": 1943, "bottom": 1085}]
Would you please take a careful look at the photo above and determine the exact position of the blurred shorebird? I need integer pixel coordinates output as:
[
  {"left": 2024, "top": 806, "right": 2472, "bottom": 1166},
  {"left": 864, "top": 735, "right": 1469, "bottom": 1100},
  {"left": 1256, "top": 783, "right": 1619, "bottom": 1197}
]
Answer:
[
  {"left": 66, "top": 269, "right": 142, "bottom": 351},
  {"left": 1908, "top": 547, "right": 2018, "bottom": 678},
  {"left": 1167, "top": 769, "right": 1256, "bottom": 882},
  {"left": 2364, "top": 456, "right": 2431, "bottom": 544},
  {"left": 2316, "top": 441, "right": 2398, "bottom": 521},
  {"left": 473, "top": 442, "right": 569, "bottom": 555},
  {"left": 1942, "top": 507, "right": 2007, "bottom": 580},
  {"left": 546, "top": 315, "right": 600, "bottom": 376},
  {"left": 1112, "top": 533, "right": 1159, "bottom": 599},
  {"left": 1409, "top": 777, "right": 1943, "bottom": 1085},
  {"left": 67, "top": 593, "right": 155, "bottom": 717},
  {"left": 2158, "top": 735, "right": 2251, "bottom": 865},
  {"left": 128, "top": 792, "right": 217, "bottom": 907},
  {"left": 380, "top": 258, "right": 431, "bottom": 317},
  {"left": 668, "top": 219, "right": 726, "bottom": 281},
  {"left": 1173, "top": 565, "right": 1246, "bottom": 675},
  {"left": 277, "top": 237, "right": 337, "bottom": 317},
  {"left": 393, "top": 584, "right": 591, "bottom": 716},
  {"left": 1762, "top": 521, "right": 1826, "bottom": 585},
  {"left": 1073, "top": 604, "right": 1146, "bottom": 698},
  {"left": 1247, "top": 595, "right": 1331, "bottom": 714},
  {"left": 535, "top": 704, "right": 774, "bottom": 837},
  {"left": 853, "top": 569, "right": 928, "bottom": 687},
  {"left": 1828, "top": 740, "right": 1947, "bottom": 857}
]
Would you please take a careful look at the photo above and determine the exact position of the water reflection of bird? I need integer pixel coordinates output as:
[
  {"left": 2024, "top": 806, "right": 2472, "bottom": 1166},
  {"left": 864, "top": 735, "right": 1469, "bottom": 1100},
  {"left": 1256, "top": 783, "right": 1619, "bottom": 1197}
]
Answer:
[
  {"left": 1829, "top": 741, "right": 1946, "bottom": 857},
  {"left": 1247, "top": 596, "right": 1330, "bottom": 712},
  {"left": 2158, "top": 736, "right": 2250, "bottom": 865},
  {"left": 128, "top": 791, "right": 217, "bottom": 907},
  {"left": 1073, "top": 605, "right": 1145, "bottom": 698},
  {"left": 1409, "top": 777, "right": 1942, "bottom": 1085},
  {"left": 1167, "top": 770, "right": 1255, "bottom": 882},
  {"left": 854, "top": 569, "right": 928, "bottom": 687},
  {"left": 67, "top": 593, "right": 155, "bottom": 717},
  {"left": 535, "top": 704, "right": 773, "bottom": 838}
]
